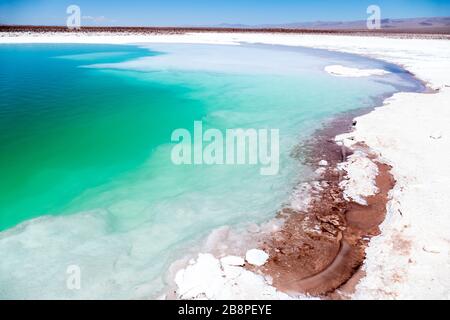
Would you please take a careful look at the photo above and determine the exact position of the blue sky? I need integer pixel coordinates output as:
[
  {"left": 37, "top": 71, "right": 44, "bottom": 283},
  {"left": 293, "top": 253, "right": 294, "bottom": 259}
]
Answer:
[{"left": 1, "top": 0, "right": 449, "bottom": 26}]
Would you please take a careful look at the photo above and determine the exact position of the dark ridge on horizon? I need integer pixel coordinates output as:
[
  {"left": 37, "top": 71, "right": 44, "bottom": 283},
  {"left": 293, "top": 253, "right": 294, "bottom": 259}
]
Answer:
[
  {"left": 207, "top": 16, "right": 450, "bottom": 31},
  {"left": 1, "top": 16, "right": 449, "bottom": 33},
  {"left": 1, "top": 16, "right": 449, "bottom": 37},
  {"left": 1, "top": 24, "right": 449, "bottom": 37}
]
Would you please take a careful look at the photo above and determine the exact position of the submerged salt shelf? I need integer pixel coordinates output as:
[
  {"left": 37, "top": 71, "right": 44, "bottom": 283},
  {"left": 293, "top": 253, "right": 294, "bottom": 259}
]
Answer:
[
  {"left": 325, "top": 65, "right": 390, "bottom": 77},
  {"left": 0, "top": 42, "right": 424, "bottom": 299}
]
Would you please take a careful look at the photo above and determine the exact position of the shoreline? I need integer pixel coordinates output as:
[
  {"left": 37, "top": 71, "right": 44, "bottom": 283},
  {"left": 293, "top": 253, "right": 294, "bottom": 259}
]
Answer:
[
  {"left": 1, "top": 31, "right": 449, "bottom": 299},
  {"left": 163, "top": 55, "right": 432, "bottom": 299},
  {"left": 168, "top": 108, "right": 396, "bottom": 299},
  {"left": 262, "top": 110, "right": 396, "bottom": 298},
  {"left": 262, "top": 139, "right": 396, "bottom": 298}
]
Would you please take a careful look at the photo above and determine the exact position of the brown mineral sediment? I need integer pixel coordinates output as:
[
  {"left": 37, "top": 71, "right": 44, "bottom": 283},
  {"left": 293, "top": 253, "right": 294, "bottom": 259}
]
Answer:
[{"left": 252, "top": 112, "right": 395, "bottom": 298}]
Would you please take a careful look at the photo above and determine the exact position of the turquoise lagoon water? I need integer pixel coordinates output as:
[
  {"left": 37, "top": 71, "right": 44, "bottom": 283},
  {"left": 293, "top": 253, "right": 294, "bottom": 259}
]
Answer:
[{"left": 0, "top": 43, "right": 423, "bottom": 299}]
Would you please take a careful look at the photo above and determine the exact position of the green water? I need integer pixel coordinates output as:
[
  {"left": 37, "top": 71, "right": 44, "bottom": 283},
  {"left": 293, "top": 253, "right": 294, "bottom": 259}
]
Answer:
[
  {"left": 0, "top": 44, "right": 206, "bottom": 229},
  {"left": 0, "top": 43, "right": 423, "bottom": 299}
]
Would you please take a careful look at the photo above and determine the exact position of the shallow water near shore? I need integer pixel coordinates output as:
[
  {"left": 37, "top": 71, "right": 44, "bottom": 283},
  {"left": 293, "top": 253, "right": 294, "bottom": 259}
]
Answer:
[{"left": 0, "top": 43, "right": 424, "bottom": 299}]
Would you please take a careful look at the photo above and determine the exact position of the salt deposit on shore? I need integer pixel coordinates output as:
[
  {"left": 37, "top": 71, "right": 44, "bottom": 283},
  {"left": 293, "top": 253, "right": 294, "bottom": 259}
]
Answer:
[
  {"left": 337, "top": 150, "right": 379, "bottom": 206},
  {"left": 338, "top": 88, "right": 450, "bottom": 300},
  {"left": 174, "top": 253, "right": 291, "bottom": 300},
  {"left": 1, "top": 31, "right": 449, "bottom": 299},
  {"left": 325, "top": 65, "right": 390, "bottom": 77}
]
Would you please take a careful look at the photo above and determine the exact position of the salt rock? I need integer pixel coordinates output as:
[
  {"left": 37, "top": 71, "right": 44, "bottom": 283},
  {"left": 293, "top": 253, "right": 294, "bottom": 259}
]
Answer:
[
  {"left": 422, "top": 241, "right": 446, "bottom": 254},
  {"left": 245, "top": 249, "right": 269, "bottom": 266},
  {"left": 429, "top": 131, "right": 442, "bottom": 139},
  {"left": 315, "top": 167, "right": 326, "bottom": 175},
  {"left": 318, "top": 160, "right": 328, "bottom": 166},
  {"left": 175, "top": 253, "right": 224, "bottom": 299},
  {"left": 325, "top": 65, "right": 390, "bottom": 77},
  {"left": 220, "top": 255, "right": 245, "bottom": 266},
  {"left": 221, "top": 265, "right": 244, "bottom": 279}
]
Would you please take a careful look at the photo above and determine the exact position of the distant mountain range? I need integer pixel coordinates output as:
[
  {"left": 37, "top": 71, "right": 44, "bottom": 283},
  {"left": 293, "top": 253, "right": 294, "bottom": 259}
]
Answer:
[
  {"left": 2, "top": 16, "right": 449, "bottom": 34},
  {"left": 207, "top": 17, "right": 450, "bottom": 32}
]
